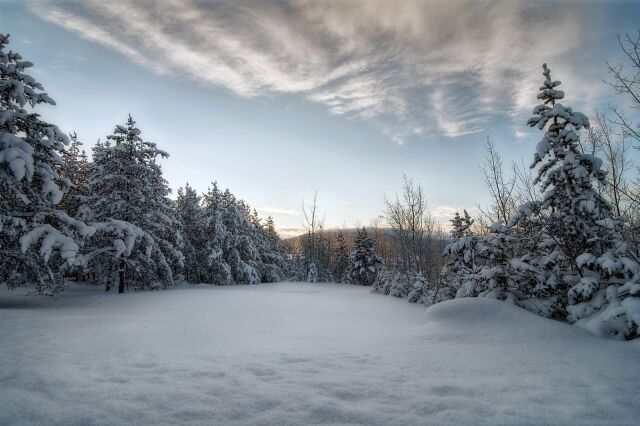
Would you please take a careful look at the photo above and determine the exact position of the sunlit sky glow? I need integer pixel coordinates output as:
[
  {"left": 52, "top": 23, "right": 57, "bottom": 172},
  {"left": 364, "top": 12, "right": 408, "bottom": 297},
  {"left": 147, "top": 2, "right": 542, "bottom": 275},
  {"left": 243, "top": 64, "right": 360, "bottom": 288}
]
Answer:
[{"left": 2, "top": 0, "right": 639, "bottom": 236}]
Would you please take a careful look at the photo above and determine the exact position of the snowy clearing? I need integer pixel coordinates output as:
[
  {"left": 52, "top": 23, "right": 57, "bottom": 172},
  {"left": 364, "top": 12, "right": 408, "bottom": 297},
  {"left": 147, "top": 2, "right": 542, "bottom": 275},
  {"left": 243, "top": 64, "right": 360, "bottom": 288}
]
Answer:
[{"left": 1, "top": 282, "right": 639, "bottom": 425}]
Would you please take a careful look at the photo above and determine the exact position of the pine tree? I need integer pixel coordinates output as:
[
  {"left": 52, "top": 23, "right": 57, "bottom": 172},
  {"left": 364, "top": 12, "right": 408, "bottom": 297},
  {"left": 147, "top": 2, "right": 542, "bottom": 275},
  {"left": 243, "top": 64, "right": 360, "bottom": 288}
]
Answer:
[
  {"left": 259, "top": 216, "right": 289, "bottom": 282},
  {"left": 80, "top": 115, "right": 183, "bottom": 292},
  {"left": 176, "top": 183, "right": 207, "bottom": 283},
  {"left": 59, "top": 132, "right": 90, "bottom": 217},
  {"left": 504, "top": 64, "right": 640, "bottom": 338},
  {"left": 441, "top": 210, "right": 479, "bottom": 299},
  {"left": 0, "top": 34, "right": 93, "bottom": 294},
  {"left": 202, "top": 182, "right": 232, "bottom": 284},
  {"left": 474, "top": 222, "right": 520, "bottom": 303},
  {"left": 220, "top": 190, "right": 260, "bottom": 284},
  {"left": 332, "top": 230, "right": 351, "bottom": 283},
  {"left": 349, "top": 227, "right": 384, "bottom": 286}
]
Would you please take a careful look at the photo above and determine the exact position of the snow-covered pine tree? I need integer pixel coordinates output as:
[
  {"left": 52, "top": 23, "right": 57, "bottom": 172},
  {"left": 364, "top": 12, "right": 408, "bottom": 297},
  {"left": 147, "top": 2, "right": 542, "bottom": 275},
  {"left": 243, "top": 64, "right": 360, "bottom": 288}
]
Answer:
[
  {"left": 220, "top": 190, "right": 260, "bottom": 284},
  {"left": 202, "top": 182, "right": 232, "bottom": 284},
  {"left": 0, "top": 34, "right": 93, "bottom": 294},
  {"left": 59, "top": 132, "right": 90, "bottom": 217},
  {"left": 441, "top": 210, "right": 479, "bottom": 299},
  {"left": 176, "top": 183, "right": 208, "bottom": 283},
  {"left": 474, "top": 222, "right": 521, "bottom": 303},
  {"left": 259, "top": 215, "right": 289, "bottom": 282},
  {"left": 349, "top": 227, "right": 384, "bottom": 286},
  {"left": 408, "top": 271, "right": 430, "bottom": 304},
  {"left": 332, "top": 230, "right": 351, "bottom": 283},
  {"left": 80, "top": 115, "right": 183, "bottom": 292},
  {"left": 514, "top": 64, "right": 640, "bottom": 337}
]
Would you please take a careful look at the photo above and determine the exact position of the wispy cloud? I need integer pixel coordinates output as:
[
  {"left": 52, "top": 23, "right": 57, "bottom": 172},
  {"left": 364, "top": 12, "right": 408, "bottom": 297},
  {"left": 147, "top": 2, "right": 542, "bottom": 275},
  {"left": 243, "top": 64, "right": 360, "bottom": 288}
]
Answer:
[
  {"left": 432, "top": 205, "right": 462, "bottom": 222},
  {"left": 257, "top": 207, "right": 300, "bottom": 216},
  {"left": 30, "top": 0, "right": 613, "bottom": 143}
]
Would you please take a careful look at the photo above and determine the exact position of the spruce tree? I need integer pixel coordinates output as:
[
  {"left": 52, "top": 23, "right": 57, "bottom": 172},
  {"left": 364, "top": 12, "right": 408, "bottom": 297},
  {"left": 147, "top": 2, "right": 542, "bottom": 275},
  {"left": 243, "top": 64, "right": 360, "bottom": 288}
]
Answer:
[
  {"left": 259, "top": 216, "right": 289, "bottom": 282},
  {"left": 0, "top": 34, "right": 93, "bottom": 294},
  {"left": 332, "top": 231, "right": 351, "bottom": 283},
  {"left": 441, "top": 210, "right": 479, "bottom": 299},
  {"left": 474, "top": 222, "right": 520, "bottom": 303},
  {"left": 220, "top": 190, "right": 260, "bottom": 284},
  {"left": 80, "top": 115, "right": 183, "bottom": 292},
  {"left": 515, "top": 64, "right": 640, "bottom": 337},
  {"left": 59, "top": 132, "right": 90, "bottom": 217},
  {"left": 202, "top": 182, "right": 232, "bottom": 284},
  {"left": 349, "top": 227, "right": 384, "bottom": 286},
  {"left": 176, "top": 183, "right": 207, "bottom": 283}
]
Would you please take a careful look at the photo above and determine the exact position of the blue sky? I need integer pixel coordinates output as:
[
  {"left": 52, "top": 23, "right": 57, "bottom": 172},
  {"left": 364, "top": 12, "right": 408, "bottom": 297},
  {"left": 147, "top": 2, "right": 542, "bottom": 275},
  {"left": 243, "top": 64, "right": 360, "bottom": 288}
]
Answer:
[{"left": 2, "top": 0, "right": 639, "bottom": 236}]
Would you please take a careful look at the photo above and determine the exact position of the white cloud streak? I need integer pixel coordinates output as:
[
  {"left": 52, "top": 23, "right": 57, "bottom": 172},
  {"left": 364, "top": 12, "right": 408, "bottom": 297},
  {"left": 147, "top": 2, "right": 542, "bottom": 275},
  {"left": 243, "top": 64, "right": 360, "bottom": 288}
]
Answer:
[
  {"left": 257, "top": 207, "right": 300, "bottom": 216},
  {"left": 30, "top": 0, "right": 611, "bottom": 143}
]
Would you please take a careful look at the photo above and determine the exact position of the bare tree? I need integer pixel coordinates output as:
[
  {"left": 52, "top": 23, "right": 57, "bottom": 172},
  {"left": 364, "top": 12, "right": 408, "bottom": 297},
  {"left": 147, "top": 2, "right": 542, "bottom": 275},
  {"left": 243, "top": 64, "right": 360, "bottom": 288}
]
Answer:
[
  {"left": 302, "top": 186, "right": 324, "bottom": 263},
  {"left": 604, "top": 31, "right": 640, "bottom": 147},
  {"left": 369, "top": 215, "right": 393, "bottom": 261},
  {"left": 477, "top": 137, "right": 517, "bottom": 227},
  {"left": 603, "top": 31, "right": 640, "bottom": 255},
  {"left": 512, "top": 159, "right": 540, "bottom": 207},
  {"left": 591, "top": 113, "right": 635, "bottom": 217},
  {"left": 384, "top": 175, "right": 432, "bottom": 274}
]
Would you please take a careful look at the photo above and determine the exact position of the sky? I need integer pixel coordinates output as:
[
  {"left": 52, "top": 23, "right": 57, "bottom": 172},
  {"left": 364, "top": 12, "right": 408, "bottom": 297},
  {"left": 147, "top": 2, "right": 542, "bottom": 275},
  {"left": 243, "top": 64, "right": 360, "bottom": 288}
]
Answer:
[{"left": 2, "top": 0, "right": 639, "bottom": 237}]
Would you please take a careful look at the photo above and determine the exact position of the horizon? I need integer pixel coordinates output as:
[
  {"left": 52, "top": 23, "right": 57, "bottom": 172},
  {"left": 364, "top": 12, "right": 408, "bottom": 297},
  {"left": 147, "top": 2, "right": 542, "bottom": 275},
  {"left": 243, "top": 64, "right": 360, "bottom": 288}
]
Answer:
[{"left": 2, "top": 0, "right": 640, "bottom": 238}]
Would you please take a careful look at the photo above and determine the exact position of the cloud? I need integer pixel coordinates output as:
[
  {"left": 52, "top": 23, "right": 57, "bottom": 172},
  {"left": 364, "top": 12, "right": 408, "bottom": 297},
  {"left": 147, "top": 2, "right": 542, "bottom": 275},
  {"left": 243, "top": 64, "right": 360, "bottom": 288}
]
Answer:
[
  {"left": 432, "top": 205, "right": 461, "bottom": 222},
  {"left": 29, "top": 0, "right": 615, "bottom": 143},
  {"left": 432, "top": 205, "right": 482, "bottom": 229},
  {"left": 257, "top": 207, "right": 300, "bottom": 216},
  {"left": 275, "top": 227, "right": 305, "bottom": 238}
]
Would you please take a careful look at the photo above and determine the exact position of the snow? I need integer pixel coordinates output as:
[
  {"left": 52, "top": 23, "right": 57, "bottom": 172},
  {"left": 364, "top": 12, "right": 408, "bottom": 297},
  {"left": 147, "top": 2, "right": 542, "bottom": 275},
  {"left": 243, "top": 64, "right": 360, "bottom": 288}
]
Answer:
[
  {"left": 1, "top": 282, "right": 639, "bottom": 425},
  {"left": 19, "top": 224, "right": 79, "bottom": 262},
  {"left": 0, "top": 132, "right": 35, "bottom": 181}
]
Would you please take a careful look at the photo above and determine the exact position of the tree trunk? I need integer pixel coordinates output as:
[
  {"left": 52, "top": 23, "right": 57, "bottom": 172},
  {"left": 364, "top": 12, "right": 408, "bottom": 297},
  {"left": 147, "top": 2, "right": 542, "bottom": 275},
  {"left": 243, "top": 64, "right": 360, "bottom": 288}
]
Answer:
[{"left": 118, "top": 260, "right": 126, "bottom": 294}]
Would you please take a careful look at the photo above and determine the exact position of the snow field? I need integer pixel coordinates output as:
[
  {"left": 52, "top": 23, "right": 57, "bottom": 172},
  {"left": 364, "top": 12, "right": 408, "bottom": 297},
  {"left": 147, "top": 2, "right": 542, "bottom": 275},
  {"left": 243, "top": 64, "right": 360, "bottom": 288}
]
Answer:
[{"left": 1, "top": 282, "right": 639, "bottom": 425}]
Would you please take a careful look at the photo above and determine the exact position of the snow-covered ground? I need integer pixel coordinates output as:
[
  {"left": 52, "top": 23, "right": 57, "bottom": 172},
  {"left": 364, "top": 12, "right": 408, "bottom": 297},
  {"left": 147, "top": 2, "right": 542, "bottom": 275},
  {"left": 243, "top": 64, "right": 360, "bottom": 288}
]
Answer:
[{"left": 1, "top": 282, "right": 639, "bottom": 425}]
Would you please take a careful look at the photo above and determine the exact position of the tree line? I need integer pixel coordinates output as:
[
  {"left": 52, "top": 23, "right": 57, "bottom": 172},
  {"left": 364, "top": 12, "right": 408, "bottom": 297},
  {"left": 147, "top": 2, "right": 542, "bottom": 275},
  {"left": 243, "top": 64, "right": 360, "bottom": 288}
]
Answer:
[{"left": 0, "top": 34, "right": 290, "bottom": 294}]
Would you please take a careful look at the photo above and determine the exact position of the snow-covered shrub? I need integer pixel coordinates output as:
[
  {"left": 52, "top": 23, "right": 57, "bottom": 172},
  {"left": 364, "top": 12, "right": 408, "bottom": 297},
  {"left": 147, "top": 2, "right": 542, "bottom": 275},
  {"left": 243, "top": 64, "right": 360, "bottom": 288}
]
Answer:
[
  {"left": 408, "top": 272, "right": 431, "bottom": 304},
  {"left": 389, "top": 271, "right": 411, "bottom": 298},
  {"left": 307, "top": 262, "right": 318, "bottom": 283}
]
